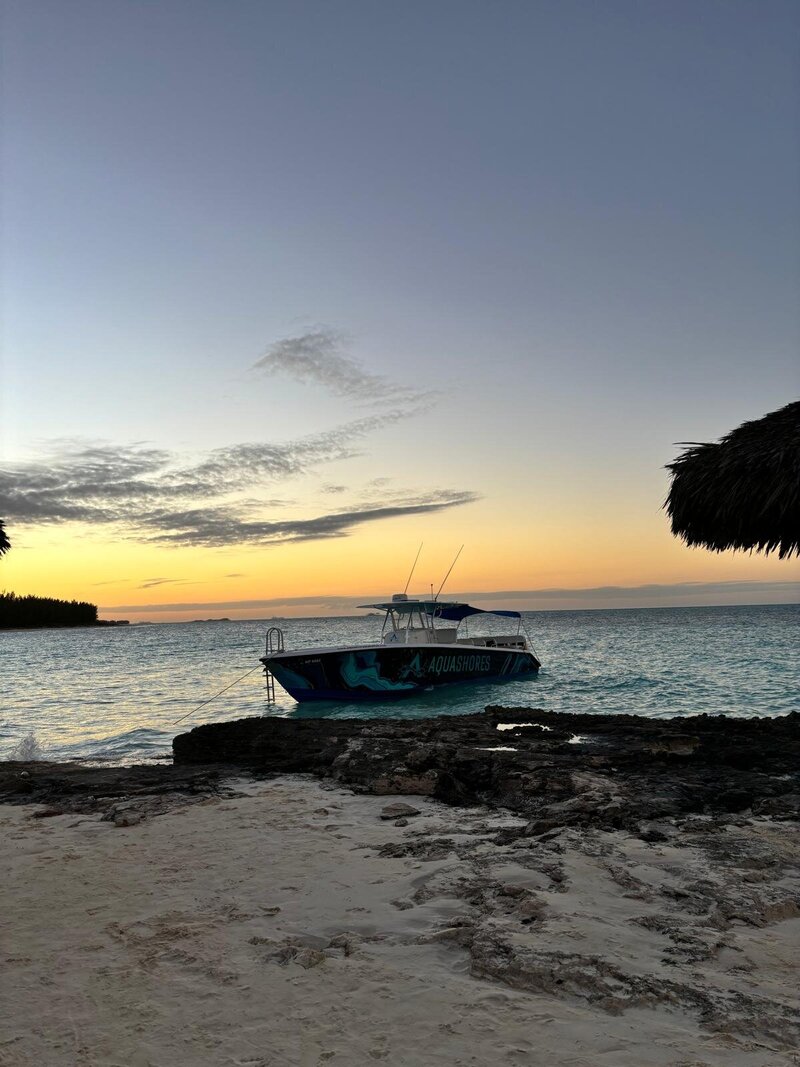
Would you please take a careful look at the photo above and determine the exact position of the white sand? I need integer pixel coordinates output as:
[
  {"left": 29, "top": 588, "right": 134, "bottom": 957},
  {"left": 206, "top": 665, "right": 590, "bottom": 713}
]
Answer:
[{"left": 1, "top": 776, "right": 798, "bottom": 1066}]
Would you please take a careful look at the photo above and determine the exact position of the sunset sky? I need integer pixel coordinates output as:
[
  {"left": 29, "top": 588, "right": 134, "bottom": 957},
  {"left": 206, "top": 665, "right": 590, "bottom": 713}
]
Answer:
[{"left": 2, "top": 0, "right": 799, "bottom": 620}]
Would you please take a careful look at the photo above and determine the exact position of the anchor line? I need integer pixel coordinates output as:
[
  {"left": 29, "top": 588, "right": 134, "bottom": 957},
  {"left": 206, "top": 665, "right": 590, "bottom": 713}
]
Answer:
[{"left": 172, "top": 665, "right": 261, "bottom": 726}]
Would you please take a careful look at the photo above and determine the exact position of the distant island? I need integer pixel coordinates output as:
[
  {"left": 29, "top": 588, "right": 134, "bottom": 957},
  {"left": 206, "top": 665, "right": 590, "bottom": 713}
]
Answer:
[{"left": 0, "top": 593, "right": 129, "bottom": 630}]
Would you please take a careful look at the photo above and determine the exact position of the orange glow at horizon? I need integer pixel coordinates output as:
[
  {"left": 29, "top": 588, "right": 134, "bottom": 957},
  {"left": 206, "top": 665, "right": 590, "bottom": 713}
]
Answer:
[{"left": 3, "top": 511, "right": 797, "bottom": 623}]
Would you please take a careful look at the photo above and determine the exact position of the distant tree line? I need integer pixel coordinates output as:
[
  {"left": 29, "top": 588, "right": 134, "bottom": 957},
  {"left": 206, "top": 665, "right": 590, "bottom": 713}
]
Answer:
[{"left": 0, "top": 592, "right": 98, "bottom": 629}]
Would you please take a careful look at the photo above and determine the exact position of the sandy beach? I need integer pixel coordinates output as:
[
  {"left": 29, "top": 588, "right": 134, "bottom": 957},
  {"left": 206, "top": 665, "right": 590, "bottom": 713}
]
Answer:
[{"left": 2, "top": 768, "right": 798, "bottom": 1067}]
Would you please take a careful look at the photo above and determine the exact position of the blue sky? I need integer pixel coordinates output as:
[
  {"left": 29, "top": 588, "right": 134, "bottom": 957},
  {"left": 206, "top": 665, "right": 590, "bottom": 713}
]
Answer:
[{"left": 1, "top": 0, "right": 798, "bottom": 615}]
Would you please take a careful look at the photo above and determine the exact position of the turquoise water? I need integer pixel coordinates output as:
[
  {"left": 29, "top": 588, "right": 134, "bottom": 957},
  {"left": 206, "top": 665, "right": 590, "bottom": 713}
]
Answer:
[{"left": 0, "top": 604, "right": 797, "bottom": 763}]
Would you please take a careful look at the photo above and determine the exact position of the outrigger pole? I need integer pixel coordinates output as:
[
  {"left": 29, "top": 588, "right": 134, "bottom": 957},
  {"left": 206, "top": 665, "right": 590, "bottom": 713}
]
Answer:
[
  {"left": 403, "top": 542, "right": 424, "bottom": 596},
  {"left": 434, "top": 544, "right": 464, "bottom": 602}
]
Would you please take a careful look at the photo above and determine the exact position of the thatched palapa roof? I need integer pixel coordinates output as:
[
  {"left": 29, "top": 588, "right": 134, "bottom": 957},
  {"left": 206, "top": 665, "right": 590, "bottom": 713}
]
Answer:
[
  {"left": 665, "top": 401, "right": 800, "bottom": 559},
  {"left": 0, "top": 520, "right": 9, "bottom": 558}
]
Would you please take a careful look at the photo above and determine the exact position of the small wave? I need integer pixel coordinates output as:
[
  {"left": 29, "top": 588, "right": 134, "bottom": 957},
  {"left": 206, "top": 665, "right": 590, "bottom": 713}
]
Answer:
[{"left": 56, "top": 727, "right": 173, "bottom": 763}]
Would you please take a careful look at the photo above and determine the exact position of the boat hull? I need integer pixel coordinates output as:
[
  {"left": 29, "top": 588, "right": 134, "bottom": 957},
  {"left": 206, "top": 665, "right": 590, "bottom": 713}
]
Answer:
[{"left": 261, "top": 644, "right": 540, "bottom": 702}]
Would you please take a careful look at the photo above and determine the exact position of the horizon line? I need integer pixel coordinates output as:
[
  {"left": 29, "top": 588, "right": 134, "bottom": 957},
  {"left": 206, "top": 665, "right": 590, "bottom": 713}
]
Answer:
[{"left": 101, "top": 579, "right": 800, "bottom": 615}]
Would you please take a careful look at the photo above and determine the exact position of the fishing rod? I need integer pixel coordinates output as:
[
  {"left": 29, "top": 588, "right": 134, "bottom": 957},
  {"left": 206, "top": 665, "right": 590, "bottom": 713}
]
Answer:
[
  {"left": 403, "top": 542, "right": 423, "bottom": 595},
  {"left": 434, "top": 544, "right": 464, "bottom": 602}
]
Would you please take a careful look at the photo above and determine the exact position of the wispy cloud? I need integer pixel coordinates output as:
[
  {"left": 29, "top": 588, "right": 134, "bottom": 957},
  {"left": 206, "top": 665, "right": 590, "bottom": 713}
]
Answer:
[
  {"left": 0, "top": 339, "right": 467, "bottom": 549},
  {"left": 252, "top": 328, "right": 431, "bottom": 407},
  {"left": 1, "top": 415, "right": 408, "bottom": 529},
  {"left": 0, "top": 431, "right": 477, "bottom": 548},
  {"left": 137, "top": 577, "right": 194, "bottom": 589}
]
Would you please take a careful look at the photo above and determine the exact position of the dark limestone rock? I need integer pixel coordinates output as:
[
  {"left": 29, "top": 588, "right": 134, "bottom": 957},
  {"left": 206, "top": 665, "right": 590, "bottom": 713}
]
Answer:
[
  {"left": 0, "top": 761, "right": 229, "bottom": 819},
  {"left": 3, "top": 709, "right": 798, "bottom": 835},
  {"left": 171, "top": 707, "right": 800, "bottom": 831}
]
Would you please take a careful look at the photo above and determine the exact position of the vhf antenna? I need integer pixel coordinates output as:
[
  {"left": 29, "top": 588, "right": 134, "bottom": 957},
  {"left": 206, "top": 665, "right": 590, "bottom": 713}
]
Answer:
[
  {"left": 403, "top": 542, "right": 423, "bottom": 595},
  {"left": 434, "top": 544, "right": 464, "bottom": 602}
]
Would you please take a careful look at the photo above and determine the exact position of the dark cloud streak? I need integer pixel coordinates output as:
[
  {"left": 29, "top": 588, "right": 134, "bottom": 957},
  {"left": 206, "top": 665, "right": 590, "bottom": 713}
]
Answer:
[
  {"left": 137, "top": 493, "right": 478, "bottom": 547},
  {"left": 1, "top": 431, "right": 478, "bottom": 548},
  {"left": 137, "top": 577, "right": 194, "bottom": 589}
]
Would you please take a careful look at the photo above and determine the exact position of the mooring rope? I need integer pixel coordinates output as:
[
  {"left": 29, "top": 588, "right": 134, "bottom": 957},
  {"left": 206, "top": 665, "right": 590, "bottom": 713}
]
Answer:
[{"left": 172, "top": 664, "right": 262, "bottom": 726}]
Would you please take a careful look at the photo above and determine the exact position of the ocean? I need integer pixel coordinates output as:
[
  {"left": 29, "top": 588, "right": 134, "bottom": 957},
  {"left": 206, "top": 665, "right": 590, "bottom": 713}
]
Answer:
[{"left": 1, "top": 603, "right": 797, "bottom": 764}]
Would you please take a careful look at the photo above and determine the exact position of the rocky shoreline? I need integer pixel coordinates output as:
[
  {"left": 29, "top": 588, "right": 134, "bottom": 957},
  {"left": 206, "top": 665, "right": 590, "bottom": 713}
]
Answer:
[
  {"left": 172, "top": 706, "right": 800, "bottom": 830},
  {"left": 2, "top": 707, "right": 798, "bottom": 831},
  {"left": 2, "top": 707, "right": 799, "bottom": 1064}
]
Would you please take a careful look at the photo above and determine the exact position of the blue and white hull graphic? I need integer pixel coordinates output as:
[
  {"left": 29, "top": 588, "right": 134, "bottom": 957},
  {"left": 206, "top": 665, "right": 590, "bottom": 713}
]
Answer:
[{"left": 261, "top": 644, "right": 540, "bottom": 702}]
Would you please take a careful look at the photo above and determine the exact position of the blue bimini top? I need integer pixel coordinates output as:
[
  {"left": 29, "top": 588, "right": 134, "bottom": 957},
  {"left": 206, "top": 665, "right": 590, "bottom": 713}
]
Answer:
[{"left": 425, "top": 603, "right": 521, "bottom": 622}]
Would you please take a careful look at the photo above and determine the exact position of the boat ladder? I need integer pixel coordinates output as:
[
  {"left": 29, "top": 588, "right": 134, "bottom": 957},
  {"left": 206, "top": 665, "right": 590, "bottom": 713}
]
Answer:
[{"left": 263, "top": 626, "right": 285, "bottom": 703}]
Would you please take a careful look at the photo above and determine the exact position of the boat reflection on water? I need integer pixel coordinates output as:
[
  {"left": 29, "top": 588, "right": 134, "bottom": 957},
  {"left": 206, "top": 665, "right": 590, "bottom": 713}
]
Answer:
[{"left": 277, "top": 668, "right": 543, "bottom": 721}]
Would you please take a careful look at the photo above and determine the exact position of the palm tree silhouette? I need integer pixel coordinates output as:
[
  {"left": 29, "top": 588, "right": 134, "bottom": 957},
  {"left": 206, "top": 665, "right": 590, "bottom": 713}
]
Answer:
[{"left": 0, "top": 520, "right": 10, "bottom": 557}]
